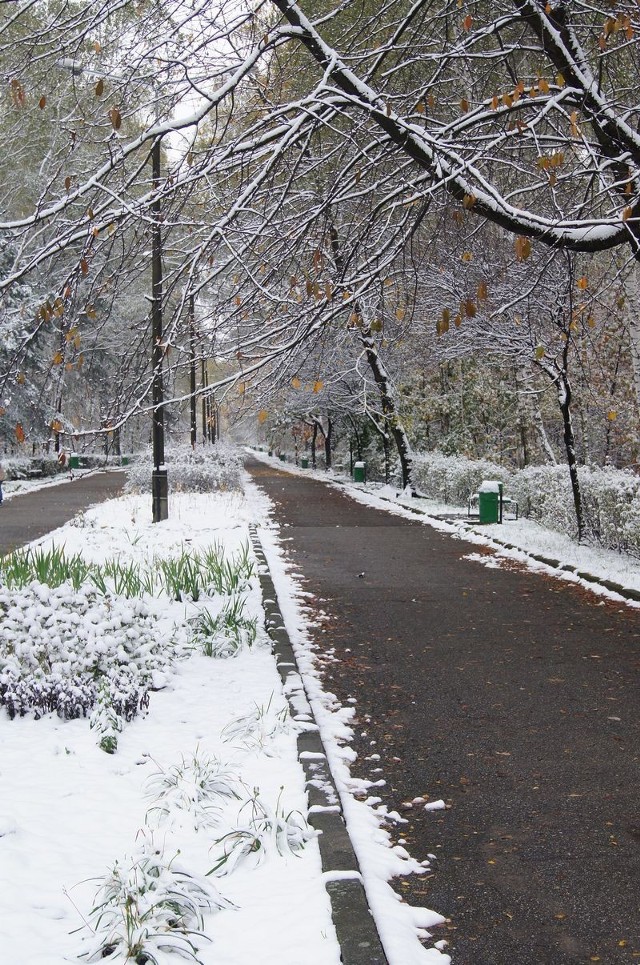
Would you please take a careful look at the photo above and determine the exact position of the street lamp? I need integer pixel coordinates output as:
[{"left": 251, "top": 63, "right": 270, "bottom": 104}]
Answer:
[
  {"left": 151, "top": 136, "right": 168, "bottom": 521},
  {"left": 189, "top": 289, "right": 197, "bottom": 448},
  {"left": 55, "top": 59, "right": 168, "bottom": 521}
]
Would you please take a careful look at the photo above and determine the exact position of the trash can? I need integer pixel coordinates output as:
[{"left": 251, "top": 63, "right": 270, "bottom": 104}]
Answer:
[
  {"left": 69, "top": 455, "right": 80, "bottom": 470},
  {"left": 121, "top": 456, "right": 129, "bottom": 466},
  {"left": 478, "top": 480, "right": 502, "bottom": 524},
  {"left": 353, "top": 461, "right": 366, "bottom": 483},
  {"left": 279, "top": 453, "right": 286, "bottom": 462},
  {"left": 301, "top": 456, "right": 309, "bottom": 468}
]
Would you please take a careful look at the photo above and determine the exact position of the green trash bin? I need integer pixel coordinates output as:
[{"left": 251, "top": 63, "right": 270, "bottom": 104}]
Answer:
[
  {"left": 69, "top": 455, "right": 80, "bottom": 470},
  {"left": 478, "top": 480, "right": 502, "bottom": 523},
  {"left": 121, "top": 456, "right": 129, "bottom": 466},
  {"left": 279, "top": 453, "right": 286, "bottom": 462},
  {"left": 301, "top": 456, "right": 309, "bottom": 468},
  {"left": 353, "top": 460, "right": 366, "bottom": 483}
]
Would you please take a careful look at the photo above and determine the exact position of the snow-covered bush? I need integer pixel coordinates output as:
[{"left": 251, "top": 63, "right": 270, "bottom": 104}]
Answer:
[
  {"left": 580, "top": 467, "right": 640, "bottom": 553},
  {"left": 411, "top": 451, "right": 512, "bottom": 505},
  {"left": 0, "top": 581, "right": 184, "bottom": 722},
  {"left": 510, "top": 463, "right": 640, "bottom": 553},
  {"left": 1, "top": 456, "right": 33, "bottom": 480},
  {"left": 80, "top": 833, "right": 232, "bottom": 963},
  {"left": 508, "top": 464, "right": 577, "bottom": 536},
  {"left": 145, "top": 751, "right": 241, "bottom": 830},
  {"left": 413, "top": 449, "right": 640, "bottom": 554},
  {"left": 208, "top": 788, "right": 316, "bottom": 876},
  {"left": 1, "top": 455, "right": 72, "bottom": 480},
  {"left": 125, "top": 443, "right": 243, "bottom": 494}
]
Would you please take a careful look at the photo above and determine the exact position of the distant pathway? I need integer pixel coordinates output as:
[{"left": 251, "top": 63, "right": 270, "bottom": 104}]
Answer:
[
  {"left": 247, "top": 458, "right": 640, "bottom": 965},
  {"left": 0, "top": 471, "right": 125, "bottom": 554}
]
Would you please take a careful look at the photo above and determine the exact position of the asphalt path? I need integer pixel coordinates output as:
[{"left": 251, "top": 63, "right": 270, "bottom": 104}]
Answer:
[
  {"left": 0, "top": 471, "right": 126, "bottom": 554},
  {"left": 247, "top": 458, "right": 640, "bottom": 965}
]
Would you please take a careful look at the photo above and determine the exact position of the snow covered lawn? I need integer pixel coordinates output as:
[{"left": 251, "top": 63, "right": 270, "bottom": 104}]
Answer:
[
  {"left": 0, "top": 486, "right": 342, "bottom": 965},
  {"left": 0, "top": 477, "right": 451, "bottom": 964}
]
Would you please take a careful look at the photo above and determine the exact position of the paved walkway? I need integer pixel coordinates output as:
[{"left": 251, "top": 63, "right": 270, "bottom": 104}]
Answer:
[
  {"left": 247, "top": 458, "right": 640, "bottom": 965},
  {"left": 0, "top": 471, "right": 126, "bottom": 554}
]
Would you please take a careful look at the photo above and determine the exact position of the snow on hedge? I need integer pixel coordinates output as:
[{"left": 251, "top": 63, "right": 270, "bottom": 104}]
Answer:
[
  {"left": 0, "top": 581, "right": 186, "bottom": 726},
  {"left": 412, "top": 451, "right": 640, "bottom": 555},
  {"left": 125, "top": 443, "right": 243, "bottom": 494}
]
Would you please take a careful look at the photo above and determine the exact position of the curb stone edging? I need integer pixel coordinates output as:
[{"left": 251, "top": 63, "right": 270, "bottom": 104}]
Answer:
[
  {"left": 300, "top": 468, "right": 640, "bottom": 604},
  {"left": 248, "top": 525, "right": 389, "bottom": 965},
  {"left": 377, "top": 496, "right": 640, "bottom": 605}
]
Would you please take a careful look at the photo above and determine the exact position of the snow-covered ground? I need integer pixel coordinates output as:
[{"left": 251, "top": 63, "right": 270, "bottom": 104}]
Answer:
[
  {"left": 0, "top": 474, "right": 451, "bottom": 965},
  {"left": 4, "top": 450, "right": 638, "bottom": 965}
]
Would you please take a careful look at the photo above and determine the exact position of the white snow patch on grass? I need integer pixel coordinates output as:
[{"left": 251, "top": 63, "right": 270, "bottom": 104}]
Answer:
[{"left": 0, "top": 486, "right": 340, "bottom": 965}]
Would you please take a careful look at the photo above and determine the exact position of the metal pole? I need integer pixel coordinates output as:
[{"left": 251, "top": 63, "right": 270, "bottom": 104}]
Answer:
[
  {"left": 189, "top": 292, "right": 197, "bottom": 448},
  {"left": 201, "top": 359, "right": 207, "bottom": 444},
  {"left": 151, "top": 136, "right": 168, "bottom": 521}
]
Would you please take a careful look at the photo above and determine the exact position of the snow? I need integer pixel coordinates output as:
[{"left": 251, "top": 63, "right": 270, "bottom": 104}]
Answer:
[
  {"left": 8, "top": 448, "right": 638, "bottom": 964},
  {"left": 251, "top": 451, "right": 640, "bottom": 603},
  {"left": 0, "top": 475, "right": 451, "bottom": 964},
  {"left": 1, "top": 467, "right": 97, "bottom": 502}
]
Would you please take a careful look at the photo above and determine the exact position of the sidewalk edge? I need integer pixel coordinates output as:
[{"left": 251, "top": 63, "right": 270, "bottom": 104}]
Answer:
[{"left": 249, "top": 524, "right": 389, "bottom": 965}]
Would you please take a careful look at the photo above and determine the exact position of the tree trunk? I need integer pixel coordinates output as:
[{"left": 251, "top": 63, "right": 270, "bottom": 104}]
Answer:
[
  {"left": 624, "top": 262, "right": 640, "bottom": 418},
  {"left": 324, "top": 416, "right": 332, "bottom": 468},
  {"left": 201, "top": 361, "right": 208, "bottom": 445},
  {"left": 533, "top": 406, "right": 557, "bottom": 464},
  {"left": 311, "top": 421, "right": 318, "bottom": 468},
  {"left": 328, "top": 222, "right": 415, "bottom": 491},
  {"left": 514, "top": 369, "right": 530, "bottom": 468},
  {"left": 538, "top": 358, "right": 585, "bottom": 540},
  {"left": 383, "top": 424, "right": 390, "bottom": 484},
  {"left": 359, "top": 329, "right": 414, "bottom": 489},
  {"left": 558, "top": 374, "right": 586, "bottom": 542}
]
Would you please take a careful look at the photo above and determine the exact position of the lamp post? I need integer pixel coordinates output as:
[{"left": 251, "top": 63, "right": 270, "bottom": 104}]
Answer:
[
  {"left": 55, "top": 59, "right": 168, "bottom": 520},
  {"left": 201, "top": 359, "right": 208, "bottom": 444},
  {"left": 189, "top": 290, "right": 197, "bottom": 448},
  {"left": 151, "top": 136, "right": 168, "bottom": 521}
]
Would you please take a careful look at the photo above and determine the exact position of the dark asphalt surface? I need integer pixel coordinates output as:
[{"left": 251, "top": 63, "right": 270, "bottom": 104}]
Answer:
[
  {"left": 0, "top": 471, "right": 126, "bottom": 554},
  {"left": 247, "top": 458, "right": 640, "bottom": 965}
]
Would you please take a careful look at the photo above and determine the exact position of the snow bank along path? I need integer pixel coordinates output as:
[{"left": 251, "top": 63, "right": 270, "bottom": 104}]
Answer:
[{"left": 0, "top": 479, "right": 450, "bottom": 964}]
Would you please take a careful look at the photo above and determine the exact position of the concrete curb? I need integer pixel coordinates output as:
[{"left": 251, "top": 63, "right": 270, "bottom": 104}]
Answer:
[
  {"left": 377, "top": 495, "right": 640, "bottom": 605},
  {"left": 248, "top": 525, "right": 389, "bottom": 965}
]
